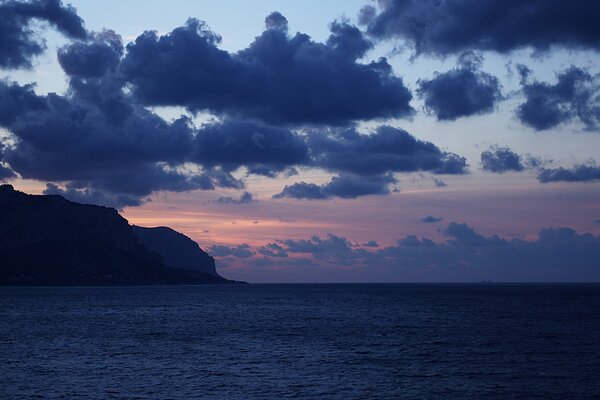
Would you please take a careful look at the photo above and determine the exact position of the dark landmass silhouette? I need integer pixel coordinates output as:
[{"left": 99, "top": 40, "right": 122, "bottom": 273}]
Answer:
[
  {"left": 0, "top": 184, "right": 236, "bottom": 285},
  {"left": 132, "top": 225, "right": 218, "bottom": 276}
]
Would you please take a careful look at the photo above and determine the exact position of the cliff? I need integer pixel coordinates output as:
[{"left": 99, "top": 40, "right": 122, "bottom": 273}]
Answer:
[
  {"left": 0, "top": 184, "right": 232, "bottom": 285},
  {"left": 132, "top": 226, "right": 218, "bottom": 277}
]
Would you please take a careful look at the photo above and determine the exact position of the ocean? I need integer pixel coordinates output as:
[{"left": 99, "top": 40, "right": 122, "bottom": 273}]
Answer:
[{"left": 1, "top": 284, "right": 599, "bottom": 399}]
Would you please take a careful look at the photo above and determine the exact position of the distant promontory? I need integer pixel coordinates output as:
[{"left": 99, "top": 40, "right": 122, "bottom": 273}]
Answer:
[{"left": 0, "top": 184, "right": 237, "bottom": 285}]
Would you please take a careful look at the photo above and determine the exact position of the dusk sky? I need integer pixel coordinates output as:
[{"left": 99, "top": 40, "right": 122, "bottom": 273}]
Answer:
[{"left": 1, "top": 0, "right": 600, "bottom": 282}]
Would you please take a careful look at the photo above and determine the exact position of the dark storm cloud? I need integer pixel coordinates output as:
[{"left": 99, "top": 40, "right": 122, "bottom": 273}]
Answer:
[
  {"left": 193, "top": 119, "right": 308, "bottom": 177},
  {"left": 216, "top": 191, "right": 257, "bottom": 205},
  {"left": 0, "top": 8, "right": 472, "bottom": 206},
  {"left": 0, "top": 74, "right": 465, "bottom": 205},
  {"left": 0, "top": 0, "right": 87, "bottom": 69},
  {"left": 274, "top": 123, "right": 469, "bottom": 200},
  {"left": 0, "top": 80, "right": 46, "bottom": 125},
  {"left": 307, "top": 125, "right": 468, "bottom": 176},
  {"left": 360, "top": 0, "right": 600, "bottom": 56},
  {"left": 517, "top": 66, "right": 600, "bottom": 131},
  {"left": 0, "top": 72, "right": 246, "bottom": 208},
  {"left": 537, "top": 163, "right": 600, "bottom": 183},
  {"left": 480, "top": 146, "right": 524, "bottom": 173},
  {"left": 120, "top": 17, "right": 413, "bottom": 125},
  {"left": 251, "top": 223, "right": 600, "bottom": 281},
  {"left": 417, "top": 53, "right": 502, "bottom": 121},
  {"left": 57, "top": 30, "right": 123, "bottom": 78},
  {"left": 273, "top": 173, "right": 396, "bottom": 200},
  {"left": 422, "top": 215, "right": 443, "bottom": 223}
]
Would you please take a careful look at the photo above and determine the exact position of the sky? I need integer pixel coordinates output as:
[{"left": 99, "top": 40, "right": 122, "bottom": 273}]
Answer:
[{"left": 1, "top": 0, "right": 600, "bottom": 282}]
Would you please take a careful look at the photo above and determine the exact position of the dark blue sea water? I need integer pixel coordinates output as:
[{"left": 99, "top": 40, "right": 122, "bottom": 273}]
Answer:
[{"left": 1, "top": 284, "right": 599, "bottom": 399}]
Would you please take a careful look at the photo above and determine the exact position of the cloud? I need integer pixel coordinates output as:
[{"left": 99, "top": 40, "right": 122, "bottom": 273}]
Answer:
[
  {"left": 0, "top": 80, "right": 46, "bottom": 126},
  {"left": 0, "top": 73, "right": 462, "bottom": 206},
  {"left": 273, "top": 173, "right": 396, "bottom": 200},
  {"left": 43, "top": 183, "right": 142, "bottom": 208},
  {"left": 0, "top": 9, "right": 480, "bottom": 206},
  {"left": 307, "top": 125, "right": 468, "bottom": 176},
  {"left": 0, "top": 0, "right": 87, "bottom": 69},
  {"left": 216, "top": 191, "right": 257, "bottom": 205},
  {"left": 443, "top": 222, "right": 505, "bottom": 246},
  {"left": 537, "top": 162, "right": 600, "bottom": 183},
  {"left": 0, "top": 71, "right": 243, "bottom": 208},
  {"left": 120, "top": 17, "right": 413, "bottom": 125},
  {"left": 57, "top": 30, "right": 123, "bottom": 78},
  {"left": 275, "top": 234, "right": 367, "bottom": 266},
  {"left": 193, "top": 119, "right": 308, "bottom": 177},
  {"left": 360, "top": 0, "right": 600, "bottom": 56},
  {"left": 257, "top": 242, "right": 288, "bottom": 258},
  {"left": 264, "top": 11, "right": 288, "bottom": 32},
  {"left": 480, "top": 145, "right": 546, "bottom": 173},
  {"left": 417, "top": 52, "right": 502, "bottom": 121},
  {"left": 517, "top": 66, "right": 600, "bottom": 131},
  {"left": 433, "top": 178, "right": 447, "bottom": 187},
  {"left": 209, "top": 244, "right": 254, "bottom": 258},
  {"left": 247, "top": 223, "right": 600, "bottom": 281},
  {"left": 362, "top": 240, "right": 379, "bottom": 247},
  {"left": 422, "top": 215, "right": 443, "bottom": 223},
  {"left": 480, "top": 146, "right": 524, "bottom": 173}
]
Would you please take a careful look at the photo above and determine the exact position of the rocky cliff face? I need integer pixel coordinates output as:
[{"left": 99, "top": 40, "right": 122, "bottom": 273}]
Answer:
[
  {"left": 0, "top": 184, "right": 230, "bottom": 285},
  {"left": 132, "top": 226, "right": 218, "bottom": 277}
]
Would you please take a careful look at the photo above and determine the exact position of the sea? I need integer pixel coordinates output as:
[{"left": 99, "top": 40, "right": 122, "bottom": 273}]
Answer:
[{"left": 1, "top": 284, "right": 599, "bottom": 399}]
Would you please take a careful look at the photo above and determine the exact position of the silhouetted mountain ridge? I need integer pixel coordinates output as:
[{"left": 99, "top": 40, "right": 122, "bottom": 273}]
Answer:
[
  {"left": 0, "top": 184, "right": 235, "bottom": 285},
  {"left": 132, "top": 226, "right": 218, "bottom": 276}
]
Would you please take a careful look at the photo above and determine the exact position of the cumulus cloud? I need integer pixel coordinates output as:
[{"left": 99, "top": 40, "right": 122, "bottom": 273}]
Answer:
[
  {"left": 480, "top": 146, "right": 524, "bottom": 173},
  {"left": 120, "top": 17, "right": 413, "bottom": 125},
  {"left": 360, "top": 0, "right": 600, "bottom": 56},
  {"left": 216, "top": 191, "right": 257, "bottom": 205},
  {"left": 57, "top": 30, "right": 122, "bottom": 78},
  {"left": 517, "top": 66, "right": 600, "bottom": 131},
  {"left": 307, "top": 125, "right": 468, "bottom": 176},
  {"left": 422, "top": 216, "right": 443, "bottom": 223},
  {"left": 264, "top": 11, "right": 288, "bottom": 32},
  {"left": 480, "top": 145, "right": 545, "bottom": 173},
  {"left": 0, "top": 72, "right": 465, "bottom": 205},
  {"left": 0, "top": 0, "right": 87, "bottom": 69},
  {"left": 257, "top": 243, "right": 288, "bottom": 258},
  {"left": 417, "top": 52, "right": 502, "bottom": 121},
  {"left": 0, "top": 67, "right": 243, "bottom": 208},
  {"left": 273, "top": 174, "right": 396, "bottom": 200},
  {"left": 193, "top": 119, "right": 308, "bottom": 177},
  {"left": 537, "top": 162, "right": 600, "bottom": 183},
  {"left": 0, "top": 6, "right": 512, "bottom": 207}
]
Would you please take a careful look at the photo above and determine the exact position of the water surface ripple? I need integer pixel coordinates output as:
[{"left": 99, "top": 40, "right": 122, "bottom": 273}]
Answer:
[{"left": 1, "top": 284, "right": 599, "bottom": 399}]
